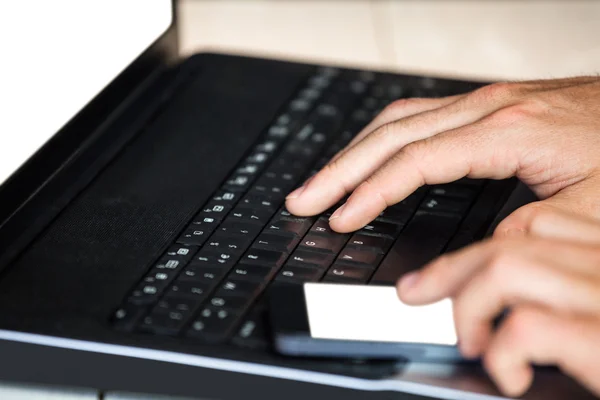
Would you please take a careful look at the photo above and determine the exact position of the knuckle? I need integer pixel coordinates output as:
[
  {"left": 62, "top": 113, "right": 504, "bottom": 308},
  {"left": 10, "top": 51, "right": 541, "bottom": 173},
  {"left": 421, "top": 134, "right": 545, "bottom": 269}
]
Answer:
[
  {"left": 487, "top": 103, "right": 533, "bottom": 126},
  {"left": 472, "top": 82, "right": 518, "bottom": 102},
  {"left": 371, "top": 122, "right": 395, "bottom": 142},
  {"left": 384, "top": 98, "right": 418, "bottom": 113},
  {"left": 486, "top": 251, "right": 516, "bottom": 283},
  {"left": 502, "top": 308, "right": 539, "bottom": 345}
]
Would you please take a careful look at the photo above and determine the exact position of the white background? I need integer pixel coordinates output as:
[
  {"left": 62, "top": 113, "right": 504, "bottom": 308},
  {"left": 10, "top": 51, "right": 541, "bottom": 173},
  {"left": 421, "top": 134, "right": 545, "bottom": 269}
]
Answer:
[{"left": 0, "top": 0, "right": 172, "bottom": 185}]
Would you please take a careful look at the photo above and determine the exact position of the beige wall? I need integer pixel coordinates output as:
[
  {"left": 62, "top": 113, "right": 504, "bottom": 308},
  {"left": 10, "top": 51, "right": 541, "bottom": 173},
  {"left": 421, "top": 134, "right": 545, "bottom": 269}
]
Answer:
[{"left": 178, "top": 0, "right": 600, "bottom": 81}]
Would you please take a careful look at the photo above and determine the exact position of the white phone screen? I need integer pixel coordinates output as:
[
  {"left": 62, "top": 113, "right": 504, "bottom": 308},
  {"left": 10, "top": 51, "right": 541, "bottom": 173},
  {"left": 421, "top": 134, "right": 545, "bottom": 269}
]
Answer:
[{"left": 304, "top": 283, "right": 458, "bottom": 346}]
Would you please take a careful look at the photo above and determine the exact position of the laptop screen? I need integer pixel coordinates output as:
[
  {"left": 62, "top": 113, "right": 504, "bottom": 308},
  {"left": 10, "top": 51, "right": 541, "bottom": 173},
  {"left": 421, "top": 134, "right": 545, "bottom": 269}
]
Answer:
[{"left": 0, "top": 0, "right": 173, "bottom": 186}]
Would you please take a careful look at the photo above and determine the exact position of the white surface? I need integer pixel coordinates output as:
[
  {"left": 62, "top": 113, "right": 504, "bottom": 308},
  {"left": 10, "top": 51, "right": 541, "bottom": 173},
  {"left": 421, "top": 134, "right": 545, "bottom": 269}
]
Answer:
[
  {"left": 0, "top": 381, "right": 96, "bottom": 400},
  {"left": 304, "top": 283, "right": 457, "bottom": 345},
  {"left": 0, "top": 0, "right": 172, "bottom": 186}
]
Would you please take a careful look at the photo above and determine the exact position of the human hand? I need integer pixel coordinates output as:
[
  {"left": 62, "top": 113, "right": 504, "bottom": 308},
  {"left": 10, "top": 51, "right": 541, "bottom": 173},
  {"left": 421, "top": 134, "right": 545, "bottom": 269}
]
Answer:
[
  {"left": 397, "top": 207, "right": 600, "bottom": 397},
  {"left": 285, "top": 76, "right": 600, "bottom": 232}
]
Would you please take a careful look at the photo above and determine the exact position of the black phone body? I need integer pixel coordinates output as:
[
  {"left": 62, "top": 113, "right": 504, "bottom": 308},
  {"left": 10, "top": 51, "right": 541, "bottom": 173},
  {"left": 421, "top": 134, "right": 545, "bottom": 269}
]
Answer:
[{"left": 267, "top": 283, "right": 466, "bottom": 362}]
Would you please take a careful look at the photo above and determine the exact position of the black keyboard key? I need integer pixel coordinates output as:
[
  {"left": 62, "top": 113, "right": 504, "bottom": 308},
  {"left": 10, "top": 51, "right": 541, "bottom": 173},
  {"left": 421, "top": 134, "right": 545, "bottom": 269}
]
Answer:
[
  {"left": 205, "top": 235, "right": 253, "bottom": 254},
  {"left": 347, "top": 234, "right": 392, "bottom": 254},
  {"left": 286, "top": 249, "right": 335, "bottom": 269},
  {"left": 155, "top": 296, "right": 200, "bottom": 315},
  {"left": 265, "top": 216, "right": 313, "bottom": 238},
  {"left": 128, "top": 282, "right": 165, "bottom": 305},
  {"left": 246, "top": 151, "right": 270, "bottom": 166},
  {"left": 420, "top": 196, "right": 471, "bottom": 215},
  {"left": 208, "top": 292, "right": 253, "bottom": 311},
  {"left": 260, "top": 170, "right": 299, "bottom": 191},
  {"left": 186, "top": 307, "right": 241, "bottom": 343},
  {"left": 370, "top": 211, "right": 462, "bottom": 285},
  {"left": 112, "top": 306, "right": 147, "bottom": 332},
  {"left": 217, "top": 221, "right": 262, "bottom": 239},
  {"left": 223, "top": 173, "right": 253, "bottom": 192},
  {"left": 358, "top": 221, "right": 402, "bottom": 238},
  {"left": 167, "top": 281, "right": 211, "bottom": 300},
  {"left": 138, "top": 311, "right": 190, "bottom": 336},
  {"left": 267, "top": 124, "right": 291, "bottom": 141},
  {"left": 163, "top": 244, "right": 198, "bottom": 260},
  {"left": 219, "top": 278, "right": 263, "bottom": 296},
  {"left": 240, "top": 194, "right": 278, "bottom": 213},
  {"left": 310, "top": 217, "right": 336, "bottom": 236},
  {"left": 212, "top": 190, "right": 240, "bottom": 203},
  {"left": 230, "top": 264, "right": 276, "bottom": 282},
  {"left": 299, "top": 233, "right": 348, "bottom": 254},
  {"left": 240, "top": 249, "right": 288, "bottom": 268},
  {"left": 179, "top": 265, "right": 226, "bottom": 284},
  {"left": 142, "top": 267, "right": 179, "bottom": 286},
  {"left": 276, "top": 265, "right": 323, "bottom": 283},
  {"left": 375, "top": 207, "right": 413, "bottom": 226},
  {"left": 228, "top": 206, "right": 272, "bottom": 225},
  {"left": 325, "top": 264, "right": 373, "bottom": 283},
  {"left": 253, "top": 233, "right": 299, "bottom": 253},
  {"left": 177, "top": 225, "right": 214, "bottom": 246},
  {"left": 395, "top": 186, "right": 428, "bottom": 211},
  {"left": 429, "top": 184, "right": 479, "bottom": 200},
  {"left": 337, "top": 248, "right": 383, "bottom": 268},
  {"left": 249, "top": 183, "right": 287, "bottom": 200},
  {"left": 189, "top": 249, "right": 238, "bottom": 270},
  {"left": 232, "top": 311, "right": 269, "bottom": 349}
]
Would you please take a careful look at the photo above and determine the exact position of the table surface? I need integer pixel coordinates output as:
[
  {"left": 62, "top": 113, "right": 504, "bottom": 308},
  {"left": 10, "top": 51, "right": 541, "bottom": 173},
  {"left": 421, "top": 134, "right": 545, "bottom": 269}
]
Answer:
[{"left": 3, "top": 1, "right": 600, "bottom": 399}]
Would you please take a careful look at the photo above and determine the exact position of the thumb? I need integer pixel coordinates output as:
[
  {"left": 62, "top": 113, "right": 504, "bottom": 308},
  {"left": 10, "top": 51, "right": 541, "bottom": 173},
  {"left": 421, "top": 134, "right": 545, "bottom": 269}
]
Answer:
[{"left": 494, "top": 178, "right": 600, "bottom": 240}]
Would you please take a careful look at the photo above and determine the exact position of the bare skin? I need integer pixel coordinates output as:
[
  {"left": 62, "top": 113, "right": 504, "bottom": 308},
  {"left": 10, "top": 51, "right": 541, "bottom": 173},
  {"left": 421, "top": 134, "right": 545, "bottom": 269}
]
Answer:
[{"left": 284, "top": 76, "right": 600, "bottom": 396}]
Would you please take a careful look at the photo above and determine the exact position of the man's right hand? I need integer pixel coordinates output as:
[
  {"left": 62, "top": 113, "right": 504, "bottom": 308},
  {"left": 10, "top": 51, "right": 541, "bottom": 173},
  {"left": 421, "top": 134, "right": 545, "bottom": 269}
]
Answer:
[{"left": 284, "top": 76, "right": 600, "bottom": 234}]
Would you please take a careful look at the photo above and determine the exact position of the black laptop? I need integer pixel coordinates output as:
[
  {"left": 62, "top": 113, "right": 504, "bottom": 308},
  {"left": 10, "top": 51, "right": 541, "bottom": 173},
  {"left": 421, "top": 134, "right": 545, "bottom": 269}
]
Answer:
[{"left": 0, "top": 1, "right": 593, "bottom": 400}]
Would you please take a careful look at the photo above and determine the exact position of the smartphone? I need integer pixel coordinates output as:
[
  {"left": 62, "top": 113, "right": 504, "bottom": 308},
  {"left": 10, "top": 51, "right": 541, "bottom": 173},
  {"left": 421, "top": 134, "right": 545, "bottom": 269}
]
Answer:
[{"left": 267, "top": 282, "right": 465, "bottom": 362}]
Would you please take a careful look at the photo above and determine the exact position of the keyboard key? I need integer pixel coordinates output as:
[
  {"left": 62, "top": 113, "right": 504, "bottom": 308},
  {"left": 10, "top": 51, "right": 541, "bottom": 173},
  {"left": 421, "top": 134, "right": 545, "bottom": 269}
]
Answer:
[
  {"left": 223, "top": 173, "right": 253, "bottom": 192},
  {"left": 155, "top": 296, "right": 199, "bottom": 315},
  {"left": 370, "top": 211, "right": 462, "bottom": 285},
  {"left": 219, "top": 278, "right": 263, "bottom": 296},
  {"left": 112, "top": 305, "right": 147, "bottom": 332},
  {"left": 230, "top": 264, "right": 276, "bottom": 282},
  {"left": 232, "top": 311, "right": 269, "bottom": 349},
  {"left": 336, "top": 248, "right": 383, "bottom": 268},
  {"left": 207, "top": 293, "right": 251, "bottom": 311},
  {"left": 395, "top": 187, "right": 428, "bottom": 210},
  {"left": 142, "top": 267, "right": 179, "bottom": 286},
  {"left": 375, "top": 207, "right": 413, "bottom": 226},
  {"left": 253, "top": 233, "right": 299, "bottom": 253},
  {"left": 276, "top": 265, "right": 323, "bottom": 283},
  {"left": 240, "top": 194, "right": 278, "bottom": 213},
  {"left": 326, "top": 264, "right": 373, "bottom": 283},
  {"left": 310, "top": 217, "right": 337, "bottom": 236},
  {"left": 168, "top": 281, "right": 211, "bottom": 300},
  {"left": 347, "top": 234, "right": 392, "bottom": 254},
  {"left": 189, "top": 249, "right": 238, "bottom": 270},
  {"left": 250, "top": 183, "right": 287, "bottom": 200},
  {"left": 179, "top": 265, "right": 226, "bottom": 284},
  {"left": 429, "top": 184, "right": 479, "bottom": 200},
  {"left": 420, "top": 196, "right": 471, "bottom": 215},
  {"left": 211, "top": 190, "right": 240, "bottom": 205},
  {"left": 205, "top": 235, "right": 253, "bottom": 254},
  {"left": 240, "top": 249, "right": 288, "bottom": 268},
  {"left": 138, "top": 311, "right": 190, "bottom": 336},
  {"left": 299, "top": 233, "right": 348, "bottom": 254},
  {"left": 217, "top": 220, "right": 262, "bottom": 239},
  {"left": 228, "top": 206, "right": 272, "bottom": 225},
  {"left": 286, "top": 249, "right": 335, "bottom": 269},
  {"left": 265, "top": 216, "right": 313, "bottom": 237},
  {"left": 260, "top": 170, "right": 298, "bottom": 191},
  {"left": 177, "top": 225, "right": 213, "bottom": 246},
  {"left": 128, "top": 283, "right": 164, "bottom": 305},
  {"left": 186, "top": 307, "right": 241, "bottom": 343},
  {"left": 358, "top": 221, "right": 402, "bottom": 238}
]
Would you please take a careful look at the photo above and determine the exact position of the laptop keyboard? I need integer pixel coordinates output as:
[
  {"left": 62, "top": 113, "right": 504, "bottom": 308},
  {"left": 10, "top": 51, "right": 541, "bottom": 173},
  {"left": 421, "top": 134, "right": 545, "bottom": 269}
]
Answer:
[{"left": 111, "top": 66, "right": 488, "bottom": 348}]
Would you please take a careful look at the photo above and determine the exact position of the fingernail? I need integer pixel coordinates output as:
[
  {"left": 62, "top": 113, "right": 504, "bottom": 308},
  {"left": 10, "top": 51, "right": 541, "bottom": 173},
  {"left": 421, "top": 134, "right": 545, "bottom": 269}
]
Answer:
[
  {"left": 399, "top": 271, "right": 421, "bottom": 293},
  {"left": 286, "top": 185, "right": 305, "bottom": 200},
  {"left": 329, "top": 203, "right": 346, "bottom": 220},
  {"left": 504, "top": 228, "right": 525, "bottom": 237}
]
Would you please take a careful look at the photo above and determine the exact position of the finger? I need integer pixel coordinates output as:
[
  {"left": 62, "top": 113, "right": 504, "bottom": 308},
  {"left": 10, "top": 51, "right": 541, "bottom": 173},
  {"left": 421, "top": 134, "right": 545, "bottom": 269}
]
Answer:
[
  {"left": 331, "top": 95, "right": 465, "bottom": 163},
  {"left": 483, "top": 306, "right": 600, "bottom": 398},
  {"left": 327, "top": 110, "right": 523, "bottom": 232},
  {"left": 495, "top": 195, "right": 600, "bottom": 245},
  {"left": 398, "top": 236, "right": 600, "bottom": 306},
  {"left": 285, "top": 92, "right": 505, "bottom": 217},
  {"left": 452, "top": 250, "right": 600, "bottom": 358}
]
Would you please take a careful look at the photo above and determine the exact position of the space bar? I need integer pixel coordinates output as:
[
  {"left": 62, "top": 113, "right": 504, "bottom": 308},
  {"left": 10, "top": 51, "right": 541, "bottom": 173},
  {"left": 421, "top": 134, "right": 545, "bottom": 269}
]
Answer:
[{"left": 370, "top": 211, "right": 462, "bottom": 285}]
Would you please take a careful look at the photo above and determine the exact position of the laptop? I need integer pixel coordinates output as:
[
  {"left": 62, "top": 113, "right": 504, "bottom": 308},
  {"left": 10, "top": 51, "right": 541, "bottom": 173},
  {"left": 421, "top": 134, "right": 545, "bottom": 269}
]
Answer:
[{"left": 0, "top": 1, "right": 594, "bottom": 399}]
